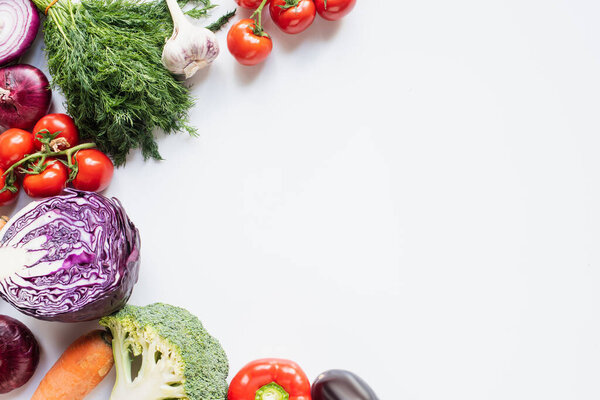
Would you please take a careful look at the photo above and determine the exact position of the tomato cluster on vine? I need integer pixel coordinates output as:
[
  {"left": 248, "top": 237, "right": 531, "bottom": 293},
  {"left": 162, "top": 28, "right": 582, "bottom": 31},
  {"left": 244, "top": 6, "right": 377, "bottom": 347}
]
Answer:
[
  {"left": 0, "top": 114, "right": 114, "bottom": 206},
  {"left": 228, "top": 0, "right": 356, "bottom": 66}
]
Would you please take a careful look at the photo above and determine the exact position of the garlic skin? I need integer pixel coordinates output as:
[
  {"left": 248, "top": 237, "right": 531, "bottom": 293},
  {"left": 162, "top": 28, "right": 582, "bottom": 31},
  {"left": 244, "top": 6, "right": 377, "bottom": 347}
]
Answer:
[{"left": 162, "top": 0, "right": 220, "bottom": 79}]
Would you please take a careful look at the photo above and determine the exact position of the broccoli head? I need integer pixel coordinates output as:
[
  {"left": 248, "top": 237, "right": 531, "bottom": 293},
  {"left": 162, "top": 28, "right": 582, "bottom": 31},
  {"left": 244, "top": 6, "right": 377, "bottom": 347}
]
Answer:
[{"left": 99, "top": 303, "right": 229, "bottom": 400}]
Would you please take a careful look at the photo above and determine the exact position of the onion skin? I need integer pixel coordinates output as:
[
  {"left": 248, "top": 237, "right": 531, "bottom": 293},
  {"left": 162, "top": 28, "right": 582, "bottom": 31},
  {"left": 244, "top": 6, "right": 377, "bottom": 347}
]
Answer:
[
  {"left": 0, "top": 314, "right": 40, "bottom": 394},
  {"left": 0, "top": 64, "right": 51, "bottom": 132},
  {"left": 0, "top": 0, "right": 40, "bottom": 66}
]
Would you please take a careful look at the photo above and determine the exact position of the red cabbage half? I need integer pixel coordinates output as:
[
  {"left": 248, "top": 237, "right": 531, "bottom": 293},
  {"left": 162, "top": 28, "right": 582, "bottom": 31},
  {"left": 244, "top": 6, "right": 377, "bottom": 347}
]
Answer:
[{"left": 0, "top": 189, "right": 140, "bottom": 322}]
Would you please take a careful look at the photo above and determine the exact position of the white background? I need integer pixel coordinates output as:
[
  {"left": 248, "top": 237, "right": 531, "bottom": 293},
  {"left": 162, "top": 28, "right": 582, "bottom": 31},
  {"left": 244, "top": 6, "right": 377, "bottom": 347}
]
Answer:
[{"left": 2, "top": 0, "right": 600, "bottom": 399}]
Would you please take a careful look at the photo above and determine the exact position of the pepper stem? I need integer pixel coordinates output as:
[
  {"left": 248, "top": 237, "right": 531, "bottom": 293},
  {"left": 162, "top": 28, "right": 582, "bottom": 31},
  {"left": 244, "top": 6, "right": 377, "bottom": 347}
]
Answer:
[{"left": 255, "top": 382, "right": 289, "bottom": 400}]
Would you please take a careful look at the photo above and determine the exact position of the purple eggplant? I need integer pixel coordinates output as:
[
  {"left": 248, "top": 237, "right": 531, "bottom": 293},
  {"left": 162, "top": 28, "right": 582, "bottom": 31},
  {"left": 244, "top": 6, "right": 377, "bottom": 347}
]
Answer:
[{"left": 312, "top": 370, "right": 379, "bottom": 400}]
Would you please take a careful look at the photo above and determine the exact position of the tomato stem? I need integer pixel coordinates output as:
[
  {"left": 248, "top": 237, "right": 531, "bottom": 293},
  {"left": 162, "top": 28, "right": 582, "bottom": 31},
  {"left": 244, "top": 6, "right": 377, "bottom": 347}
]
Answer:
[
  {"left": 35, "top": 129, "right": 61, "bottom": 152},
  {"left": 255, "top": 382, "right": 289, "bottom": 400},
  {"left": 278, "top": 0, "right": 300, "bottom": 9},
  {"left": 250, "top": 0, "right": 270, "bottom": 35},
  {"left": 3, "top": 142, "right": 96, "bottom": 178}
]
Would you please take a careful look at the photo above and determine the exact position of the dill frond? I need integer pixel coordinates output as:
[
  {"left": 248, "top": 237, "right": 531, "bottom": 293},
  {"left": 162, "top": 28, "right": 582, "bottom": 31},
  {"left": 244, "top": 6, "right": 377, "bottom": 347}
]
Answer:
[{"left": 31, "top": 0, "right": 233, "bottom": 165}]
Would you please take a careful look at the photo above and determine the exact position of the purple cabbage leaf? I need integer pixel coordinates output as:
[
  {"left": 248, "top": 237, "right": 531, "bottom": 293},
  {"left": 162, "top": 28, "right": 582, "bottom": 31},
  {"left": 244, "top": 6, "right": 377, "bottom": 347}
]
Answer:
[{"left": 0, "top": 190, "right": 140, "bottom": 322}]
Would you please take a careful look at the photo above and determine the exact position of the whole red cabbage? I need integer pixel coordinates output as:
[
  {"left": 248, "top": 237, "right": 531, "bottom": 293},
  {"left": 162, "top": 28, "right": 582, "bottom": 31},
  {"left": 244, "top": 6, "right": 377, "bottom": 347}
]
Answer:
[
  {"left": 0, "top": 314, "right": 40, "bottom": 394},
  {"left": 0, "top": 190, "right": 141, "bottom": 322}
]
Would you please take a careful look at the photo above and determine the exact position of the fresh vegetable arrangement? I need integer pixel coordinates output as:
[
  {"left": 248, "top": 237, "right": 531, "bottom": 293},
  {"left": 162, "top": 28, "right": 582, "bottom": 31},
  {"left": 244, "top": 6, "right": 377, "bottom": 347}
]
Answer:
[
  {"left": 99, "top": 303, "right": 229, "bottom": 400},
  {"left": 0, "top": 113, "right": 115, "bottom": 205},
  {"left": 0, "top": 190, "right": 140, "bottom": 322},
  {"left": 0, "top": 315, "right": 40, "bottom": 394},
  {"left": 25, "top": 0, "right": 233, "bottom": 165},
  {"left": 1, "top": 0, "right": 355, "bottom": 158},
  {"left": 0, "top": 192, "right": 379, "bottom": 398},
  {"left": 228, "top": 0, "right": 356, "bottom": 65},
  {"left": 227, "top": 360, "right": 379, "bottom": 400},
  {"left": 0, "top": 0, "right": 379, "bottom": 398}
]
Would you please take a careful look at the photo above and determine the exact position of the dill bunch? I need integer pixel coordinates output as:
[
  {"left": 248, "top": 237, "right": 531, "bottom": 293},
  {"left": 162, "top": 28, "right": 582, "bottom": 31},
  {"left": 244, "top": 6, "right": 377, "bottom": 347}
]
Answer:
[{"left": 31, "top": 0, "right": 233, "bottom": 165}]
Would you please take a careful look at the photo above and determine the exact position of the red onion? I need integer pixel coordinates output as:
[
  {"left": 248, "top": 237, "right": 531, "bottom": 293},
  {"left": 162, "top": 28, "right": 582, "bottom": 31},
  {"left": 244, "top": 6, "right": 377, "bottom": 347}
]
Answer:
[
  {"left": 0, "top": 314, "right": 40, "bottom": 394},
  {"left": 0, "top": 0, "right": 40, "bottom": 66},
  {"left": 0, "top": 64, "right": 51, "bottom": 132}
]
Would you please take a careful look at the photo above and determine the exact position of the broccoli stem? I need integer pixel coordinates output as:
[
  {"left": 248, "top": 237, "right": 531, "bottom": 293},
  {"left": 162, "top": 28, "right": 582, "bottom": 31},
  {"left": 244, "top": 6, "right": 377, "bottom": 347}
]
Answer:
[{"left": 107, "top": 325, "right": 186, "bottom": 400}]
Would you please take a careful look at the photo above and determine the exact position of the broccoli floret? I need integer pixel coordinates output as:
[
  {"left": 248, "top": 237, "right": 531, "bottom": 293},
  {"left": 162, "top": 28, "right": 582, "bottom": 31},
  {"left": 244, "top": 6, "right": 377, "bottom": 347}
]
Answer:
[{"left": 99, "top": 303, "right": 228, "bottom": 400}]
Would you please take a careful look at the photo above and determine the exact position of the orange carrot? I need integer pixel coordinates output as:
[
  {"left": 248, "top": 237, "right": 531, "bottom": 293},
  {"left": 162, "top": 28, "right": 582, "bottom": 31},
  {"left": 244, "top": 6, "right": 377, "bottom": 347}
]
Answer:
[
  {"left": 0, "top": 216, "right": 8, "bottom": 231},
  {"left": 31, "top": 330, "right": 114, "bottom": 400}
]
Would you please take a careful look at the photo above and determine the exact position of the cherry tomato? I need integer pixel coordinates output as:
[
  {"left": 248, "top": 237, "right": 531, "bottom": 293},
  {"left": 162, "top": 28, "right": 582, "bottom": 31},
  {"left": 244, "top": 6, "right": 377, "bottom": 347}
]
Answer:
[
  {"left": 270, "top": 0, "right": 316, "bottom": 34},
  {"left": 22, "top": 158, "right": 68, "bottom": 198},
  {"left": 0, "top": 129, "right": 34, "bottom": 170},
  {"left": 0, "top": 168, "right": 19, "bottom": 206},
  {"left": 227, "top": 19, "right": 273, "bottom": 66},
  {"left": 235, "top": 0, "right": 269, "bottom": 9},
  {"left": 314, "top": 0, "right": 355, "bottom": 20},
  {"left": 32, "top": 113, "right": 80, "bottom": 151},
  {"left": 71, "top": 149, "right": 114, "bottom": 192}
]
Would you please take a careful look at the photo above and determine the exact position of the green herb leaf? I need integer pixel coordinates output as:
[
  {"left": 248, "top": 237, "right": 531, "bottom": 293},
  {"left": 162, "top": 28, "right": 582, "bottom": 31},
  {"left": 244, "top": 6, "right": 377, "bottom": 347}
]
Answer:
[
  {"left": 206, "top": 9, "right": 236, "bottom": 32},
  {"left": 31, "top": 0, "right": 228, "bottom": 166}
]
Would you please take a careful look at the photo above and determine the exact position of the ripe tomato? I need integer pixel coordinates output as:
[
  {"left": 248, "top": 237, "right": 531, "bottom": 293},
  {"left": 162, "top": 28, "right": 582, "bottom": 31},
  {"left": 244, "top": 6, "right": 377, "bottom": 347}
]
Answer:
[
  {"left": 71, "top": 149, "right": 114, "bottom": 192},
  {"left": 32, "top": 113, "right": 80, "bottom": 151},
  {"left": 22, "top": 158, "right": 68, "bottom": 198},
  {"left": 235, "top": 0, "right": 269, "bottom": 9},
  {"left": 0, "top": 128, "right": 34, "bottom": 170},
  {"left": 227, "top": 19, "right": 273, "bottom": 66},
  {"left": 314, "top": 0, "right": 356, "bottom": 20},
  {"left": 0, "top": 168, "right": 19, "bottom": 206},
  {"left": 270, "top": 0, "right": 316, "bottom": 34}
]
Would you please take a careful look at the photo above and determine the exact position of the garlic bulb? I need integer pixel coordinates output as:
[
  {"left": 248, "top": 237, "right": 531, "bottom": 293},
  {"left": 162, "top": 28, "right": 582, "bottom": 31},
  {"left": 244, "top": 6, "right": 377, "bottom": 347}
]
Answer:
[{"left": 162, "top": 0, "right": 219, "bottom": 79}]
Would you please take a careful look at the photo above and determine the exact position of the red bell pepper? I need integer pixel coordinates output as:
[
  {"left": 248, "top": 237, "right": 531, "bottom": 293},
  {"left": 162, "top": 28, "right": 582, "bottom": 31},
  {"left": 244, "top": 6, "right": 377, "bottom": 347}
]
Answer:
[{"left": 228, "top": 358, "right": 311, "bottom": 400}]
